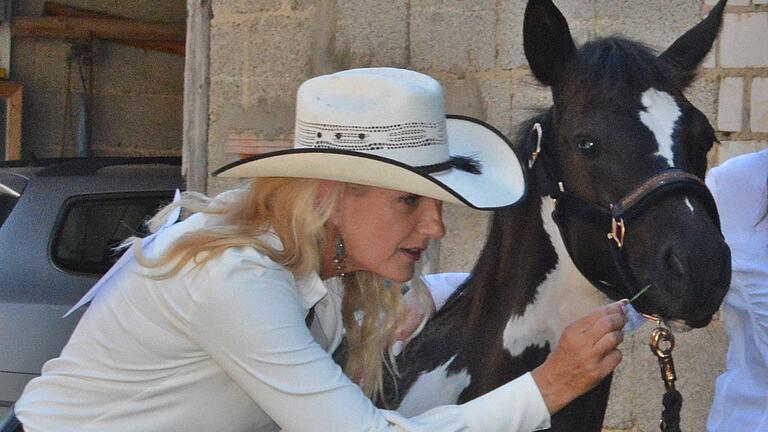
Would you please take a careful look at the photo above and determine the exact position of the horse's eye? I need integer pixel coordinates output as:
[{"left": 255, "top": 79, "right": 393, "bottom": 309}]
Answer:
[{"left": 576, "top": 139, "right": 599, "bottom": 158}]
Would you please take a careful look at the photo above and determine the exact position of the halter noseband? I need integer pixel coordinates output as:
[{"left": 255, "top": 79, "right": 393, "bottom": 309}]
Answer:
[{"left": 526, "top": 122, "right": 722, "bottom": 299}]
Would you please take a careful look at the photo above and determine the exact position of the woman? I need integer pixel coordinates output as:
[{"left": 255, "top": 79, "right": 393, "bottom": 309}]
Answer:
[
  {"left": 14, "top": 68, "right": 627, "bottom": 432},
  {"left": 706, "top": 149, "right": 768, "bottom": 431}
]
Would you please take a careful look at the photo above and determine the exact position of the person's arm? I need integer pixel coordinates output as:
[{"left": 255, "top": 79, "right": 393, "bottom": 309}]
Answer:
[{"left": 188, "top": 257, "right": 551, "bottom": 432}]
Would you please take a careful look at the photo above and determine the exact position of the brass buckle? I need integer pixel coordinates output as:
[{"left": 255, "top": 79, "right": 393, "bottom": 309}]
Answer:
[{"left": 607, "top": 217, "right": 626, "bottom": 249}]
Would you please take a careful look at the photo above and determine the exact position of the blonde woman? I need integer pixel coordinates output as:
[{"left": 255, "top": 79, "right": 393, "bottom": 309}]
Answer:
[{"left": 14, "top": 68, "right": 627, "bottom": 432}]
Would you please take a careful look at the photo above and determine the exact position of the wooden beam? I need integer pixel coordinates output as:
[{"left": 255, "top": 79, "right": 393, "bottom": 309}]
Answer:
[
  {"left": 44, "top": 2, "right": 130, "bottom": 20},
  {"left": 12, "top": 17, "right": 185, "bottom": 42},
  {"left": 42, "top": 2, "right": 184, "bottom": 55},
  {"left": 43, "top": 2, "right": 131, "bottom": 20},
  {"left": 110, "top": 40, "right": 184, "bottom": 56}
]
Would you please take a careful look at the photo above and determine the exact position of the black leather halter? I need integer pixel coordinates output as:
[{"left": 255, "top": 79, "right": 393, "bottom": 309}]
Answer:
[{"left": 525, "top": 123, "right": 722, "bottom": 300}]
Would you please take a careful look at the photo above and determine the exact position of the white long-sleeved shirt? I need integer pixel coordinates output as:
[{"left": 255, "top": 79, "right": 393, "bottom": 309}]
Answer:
[
  {"left": 16, "top": 205, "right": 551, "bottom": 432},
  {"left": 706, "top": 149, "right": 768, "bottom": 432}
]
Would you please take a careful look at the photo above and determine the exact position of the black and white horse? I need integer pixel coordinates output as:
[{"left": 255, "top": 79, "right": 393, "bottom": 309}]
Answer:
[{"left": 383, "top": 1, "right": 731, "bottom": 430}]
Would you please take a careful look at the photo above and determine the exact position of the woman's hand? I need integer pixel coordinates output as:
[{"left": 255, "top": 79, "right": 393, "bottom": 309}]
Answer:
[
  {"left": 531, "top": 300, "right": 628, "bottom": 415},
  {"left": 389, "top": 285, "right": 436, "bottom": 356}
]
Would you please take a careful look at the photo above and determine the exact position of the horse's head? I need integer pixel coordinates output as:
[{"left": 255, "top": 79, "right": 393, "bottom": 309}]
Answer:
[{"left": 521, "top": 0, "right": 731, "bottom": 328}]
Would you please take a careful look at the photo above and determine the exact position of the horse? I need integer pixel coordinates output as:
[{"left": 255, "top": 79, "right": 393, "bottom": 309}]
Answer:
[{"left": 381, "top": 0, "right": 732, "bottom": 430}]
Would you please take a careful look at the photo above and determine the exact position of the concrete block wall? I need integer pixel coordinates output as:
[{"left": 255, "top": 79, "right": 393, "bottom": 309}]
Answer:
[
  {"left": 207, "top": 1, "right": 768, "bottom": 431},
  {"left": 708, "top": 0, "right": 768, "bottom": 171},
  {"left": 10, "top": 1, "right": 186, "bottom": 159}
]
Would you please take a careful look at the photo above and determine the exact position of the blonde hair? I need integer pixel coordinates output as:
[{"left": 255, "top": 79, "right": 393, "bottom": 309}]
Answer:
[{"left": 133, "top": 177, "right": 425, "bottom": 400}]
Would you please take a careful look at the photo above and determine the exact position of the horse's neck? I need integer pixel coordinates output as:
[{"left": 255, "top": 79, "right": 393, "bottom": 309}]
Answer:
[{"left": 501, "top": 196, "right": 609, "bottom": 357}]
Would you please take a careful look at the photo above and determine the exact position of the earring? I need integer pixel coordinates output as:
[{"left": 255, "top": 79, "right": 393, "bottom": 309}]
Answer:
[{"left": 333, "top": 235, "right": 347, "bottom": 278}]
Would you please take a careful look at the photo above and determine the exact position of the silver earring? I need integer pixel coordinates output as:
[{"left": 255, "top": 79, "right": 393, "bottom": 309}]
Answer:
[{"left": 333, "top": 235, "right": 346, "bottom": 278}]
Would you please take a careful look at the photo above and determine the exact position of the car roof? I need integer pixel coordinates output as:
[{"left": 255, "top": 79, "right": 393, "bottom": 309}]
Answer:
[{"left": 0, "top": 156, "right": 181, "bottom": 176}]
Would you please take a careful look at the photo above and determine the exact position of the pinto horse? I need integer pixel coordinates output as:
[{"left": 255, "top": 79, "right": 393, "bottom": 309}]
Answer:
[{"left": 382, "top": 0, "right": 731, "bottom": 430}]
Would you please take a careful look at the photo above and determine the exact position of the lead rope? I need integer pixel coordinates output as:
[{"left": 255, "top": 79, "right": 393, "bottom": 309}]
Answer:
[{"left": 644, "top": 315, "right": 683, "bottom": 432}]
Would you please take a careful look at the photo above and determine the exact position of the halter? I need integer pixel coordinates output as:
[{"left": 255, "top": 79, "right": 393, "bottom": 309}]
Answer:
[{"left": 525, "top": 122, "right": 722, "bottom": 300}]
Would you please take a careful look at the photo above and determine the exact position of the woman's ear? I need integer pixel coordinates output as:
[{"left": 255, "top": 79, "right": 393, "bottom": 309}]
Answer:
[{"left": 317, "top": 180, "right": 342, "bottom": 225}]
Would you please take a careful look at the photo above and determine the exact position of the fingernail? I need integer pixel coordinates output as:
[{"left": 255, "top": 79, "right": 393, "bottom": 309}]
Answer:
[
  {"left": 618, "top": 299, "right": 629, "bottom": 313},
  {"left": 392, "top": 340, "right": 405, "bottom": 356}
]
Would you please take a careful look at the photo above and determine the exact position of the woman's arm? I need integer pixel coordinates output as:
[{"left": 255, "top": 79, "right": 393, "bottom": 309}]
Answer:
[{"left": 188, "top": 259, "right": 551, "bottom": 432}]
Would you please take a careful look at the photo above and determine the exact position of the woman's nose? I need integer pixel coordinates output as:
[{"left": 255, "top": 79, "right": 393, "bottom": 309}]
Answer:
[{"left": 418, "top": 199, "right": 446, "bottom": 240}]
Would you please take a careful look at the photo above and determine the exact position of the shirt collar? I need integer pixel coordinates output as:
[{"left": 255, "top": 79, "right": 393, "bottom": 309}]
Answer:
[{"left": 295, "top": 271, "right": 330, "bottom": 310}]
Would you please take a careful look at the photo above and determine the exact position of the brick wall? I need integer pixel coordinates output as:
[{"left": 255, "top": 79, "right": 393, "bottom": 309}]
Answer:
[{"left": 207, "top": 1, "right": 767, "bottom": 430}]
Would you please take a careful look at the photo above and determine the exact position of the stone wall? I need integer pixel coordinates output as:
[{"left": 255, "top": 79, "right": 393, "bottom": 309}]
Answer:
[
  {"left": 206, "top": 1, "right": 768, "bottom": 430},
  {"left": 10, "top": 1, "right": 186, "bottom": 159}
]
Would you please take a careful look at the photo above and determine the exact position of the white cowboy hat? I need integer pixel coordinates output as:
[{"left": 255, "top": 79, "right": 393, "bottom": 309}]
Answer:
[{"left": 213, "top": 67, "right": 526, "bottom": 210}]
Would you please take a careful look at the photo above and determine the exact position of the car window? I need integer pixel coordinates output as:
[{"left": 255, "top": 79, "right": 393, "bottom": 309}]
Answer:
[
  {"left": 52, "top": 193, "right": 174, "bottom": 274},
  {"left": 0, "top": 188, "right": 19, "bottom": 229}
]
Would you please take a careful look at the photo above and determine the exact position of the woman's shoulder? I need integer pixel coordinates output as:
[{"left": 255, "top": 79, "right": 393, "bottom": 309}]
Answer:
[
  {"left": 203, "top": 239, "right": 290, "bottom": 279},
  {"left": 183, "top": 244, "right": 301, "bottom": 314}
]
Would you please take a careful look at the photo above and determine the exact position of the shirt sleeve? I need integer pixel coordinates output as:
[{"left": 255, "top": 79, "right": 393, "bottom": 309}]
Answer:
[
  {"left": 188, "top": 255, "right": 550, "bottom": 432},
  {"left": 420, "top": 273, "right": 470, "bottom": 312}
]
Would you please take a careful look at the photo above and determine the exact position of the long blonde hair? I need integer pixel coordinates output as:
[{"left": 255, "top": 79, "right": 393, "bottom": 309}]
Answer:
[{"left": 133, "top": 177, "right": 419, "bottom": 400}]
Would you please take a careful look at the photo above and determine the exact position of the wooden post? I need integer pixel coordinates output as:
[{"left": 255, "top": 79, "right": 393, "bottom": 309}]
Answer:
[
  {"left": 0, "top": 81, "right": 22, "bottom": 160},
  {"left": 183, "top": 0, "right": 211, "bottom": 193}
]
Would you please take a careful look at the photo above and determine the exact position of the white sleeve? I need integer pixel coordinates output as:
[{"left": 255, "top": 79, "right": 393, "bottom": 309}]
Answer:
[
  {"left": 189, "top": 263, "right": 550, "bottom": 432},
  {"left": 420, "top": 273, "right": 470, "bottom": 311}
]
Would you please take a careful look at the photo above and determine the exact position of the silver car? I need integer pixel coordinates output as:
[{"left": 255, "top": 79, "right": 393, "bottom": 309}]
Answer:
[{"left": 0, "top": 157, "right": 182, "bottom": 408}]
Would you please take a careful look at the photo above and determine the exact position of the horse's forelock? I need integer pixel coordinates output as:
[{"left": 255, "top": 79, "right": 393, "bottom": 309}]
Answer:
[{"left": 565, "top": 37, "right": 684, "bottom": 97}]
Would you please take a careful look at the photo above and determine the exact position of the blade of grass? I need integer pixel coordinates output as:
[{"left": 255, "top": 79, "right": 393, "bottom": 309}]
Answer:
[{"left": 628, "top": 284, "right": 651, "bottom": 304}]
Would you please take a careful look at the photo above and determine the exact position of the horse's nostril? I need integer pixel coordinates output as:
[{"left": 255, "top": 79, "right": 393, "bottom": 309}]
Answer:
[{"left": 664, "top": 248, "right": 686, "bottom": 277}]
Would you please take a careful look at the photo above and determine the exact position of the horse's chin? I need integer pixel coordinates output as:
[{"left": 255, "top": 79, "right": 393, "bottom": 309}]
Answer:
[{"left": 664, "top": 319, "right": 693, "bottom": 333}]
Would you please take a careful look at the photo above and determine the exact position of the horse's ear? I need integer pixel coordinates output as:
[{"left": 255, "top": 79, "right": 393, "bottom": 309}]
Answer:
[
  {"left": 659, "top": 0, "right": 727, "bottom": 88},
  {"left": 523, "top": 0, "right": 576, "bottom": 87}
]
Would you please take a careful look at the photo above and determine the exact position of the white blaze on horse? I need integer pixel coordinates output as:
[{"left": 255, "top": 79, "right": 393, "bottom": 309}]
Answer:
[{"left": 374, "top": 1, "right": 732, "bottom": 430}]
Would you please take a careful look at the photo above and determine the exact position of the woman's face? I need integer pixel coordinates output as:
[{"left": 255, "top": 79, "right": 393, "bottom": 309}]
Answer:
[{"left": 331, "top": 185, "right": 446, "bottom": 283}]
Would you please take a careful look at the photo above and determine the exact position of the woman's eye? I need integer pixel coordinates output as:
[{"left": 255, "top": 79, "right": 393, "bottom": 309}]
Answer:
[
  {"left": 576, "top": 139, "right": 599, "bottom": 158},
  {"left": 399, "top": 194, "right": 420, "bottom": 206}
]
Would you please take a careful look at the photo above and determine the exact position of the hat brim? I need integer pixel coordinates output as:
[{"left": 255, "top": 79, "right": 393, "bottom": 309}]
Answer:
[{"left": 213, "top": 115, "right": 527, "bottom": 210}]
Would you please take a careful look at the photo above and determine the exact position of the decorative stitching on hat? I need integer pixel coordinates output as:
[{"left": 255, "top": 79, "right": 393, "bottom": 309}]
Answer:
[{"left": 296, "top": 120, "right": 446, "bottom": 150}]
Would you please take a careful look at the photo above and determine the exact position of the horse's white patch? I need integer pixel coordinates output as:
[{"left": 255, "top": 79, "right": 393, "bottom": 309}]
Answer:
[
  {"left": 397, "top": 356, "right": 470, "bottom": 417},
  {"left": 684, "top": 197, "right": 694, "bottom": 213},
  {"left": 639, "top": 88, "right": 681, "bottom": 168},
  {"left": 502, "top": 198, "right": 610, "bottom": 357}
]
